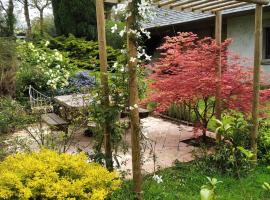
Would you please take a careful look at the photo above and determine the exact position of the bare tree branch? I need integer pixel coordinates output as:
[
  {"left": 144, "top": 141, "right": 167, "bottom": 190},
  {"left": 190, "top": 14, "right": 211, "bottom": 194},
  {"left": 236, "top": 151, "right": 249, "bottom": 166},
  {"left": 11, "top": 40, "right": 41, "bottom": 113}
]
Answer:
[{"left": 0, "top": 1, "right": 7, "bottom": 13}]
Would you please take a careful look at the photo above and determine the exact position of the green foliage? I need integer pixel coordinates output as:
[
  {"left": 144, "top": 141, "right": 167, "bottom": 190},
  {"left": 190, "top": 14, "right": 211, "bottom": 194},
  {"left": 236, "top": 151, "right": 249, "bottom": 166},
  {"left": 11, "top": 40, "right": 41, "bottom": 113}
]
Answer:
[
  {"left": 47, "top": 35, "right": 121, "bottom": 70},
  {"left": 112, "top": 162, "right": 270, "bottom": 200},
  {"left": 16, "top": 40, "right": 73, "bottom": 98},
  {"left": 0, "top": 149, "right": 121, "bottom": 199},
  {"left": 31, "top": 15, "right": 56, "bottom": 37},
  {"left": 0, "top": 98, "right": 34, "bottom": 134},
  {"left": 0, "top": 38, "right": 16, "bottom": 97},
  {"left": 200, "top": 177, "right": 222, "bottom": 200},
  {"left": 0, "top": 0, "right": 15, "bottom": 37},
  {"left": 258, "top": 120, "right": 270, "bottom": 162},
  {"left": 106, "top": 20, "right": 126, "bottom": 49},
  {"left": 263, "top": 166, "right": 270, "bottom": 193},
  {"left": 164, "top": 102, "right": 196, "bottom": 123},
  {"left": 51, "top": 0, "right": 97, "bottom": 40},
  {"left": 196, "top": 112, "right": 252, "bottom": 177}
]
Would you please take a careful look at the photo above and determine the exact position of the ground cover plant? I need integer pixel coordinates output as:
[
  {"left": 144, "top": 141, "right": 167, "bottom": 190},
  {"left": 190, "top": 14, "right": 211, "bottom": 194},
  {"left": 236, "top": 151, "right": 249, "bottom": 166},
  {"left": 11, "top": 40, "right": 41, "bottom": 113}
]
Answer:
[{"left": 111, "top": 162, "right": 270, "bottom": 200}]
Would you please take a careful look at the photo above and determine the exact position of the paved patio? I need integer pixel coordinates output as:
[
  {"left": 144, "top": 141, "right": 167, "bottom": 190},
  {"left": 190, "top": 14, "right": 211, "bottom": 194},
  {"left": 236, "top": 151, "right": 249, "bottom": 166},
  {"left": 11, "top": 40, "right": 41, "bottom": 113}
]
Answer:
[{"left": 11, "top": 116, "right": 216, "bottom": 177}]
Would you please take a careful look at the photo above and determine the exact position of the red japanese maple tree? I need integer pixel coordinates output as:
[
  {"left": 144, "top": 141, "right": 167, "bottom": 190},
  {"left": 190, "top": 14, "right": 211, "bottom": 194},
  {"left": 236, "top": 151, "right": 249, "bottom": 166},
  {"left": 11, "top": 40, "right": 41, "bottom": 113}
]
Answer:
[{"left": 145, "top": 32, "right": 270, "bottom": 137}]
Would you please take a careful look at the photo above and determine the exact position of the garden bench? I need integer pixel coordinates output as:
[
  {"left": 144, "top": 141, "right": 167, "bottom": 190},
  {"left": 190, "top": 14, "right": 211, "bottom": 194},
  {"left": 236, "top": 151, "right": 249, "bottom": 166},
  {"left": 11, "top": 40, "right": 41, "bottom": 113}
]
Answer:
[{"left": 41, "top": 113, "right": 68, "bottom": 133}]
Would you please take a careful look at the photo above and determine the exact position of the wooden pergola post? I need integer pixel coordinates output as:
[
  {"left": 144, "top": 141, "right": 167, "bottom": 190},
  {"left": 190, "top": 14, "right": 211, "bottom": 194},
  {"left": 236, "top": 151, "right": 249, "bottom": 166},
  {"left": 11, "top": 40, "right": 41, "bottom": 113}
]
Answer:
[
  {"left": 127, "top": 1, "right": 142, "bottom": 199},
  {"left": 251, "top": 4, "right": 263, "bottom": 162},
  {"left": 96, "top": 0, "right": 113, "bottom": 171},
  {"left": 215, "top": 11, "right": 222, "bottom": 142}
]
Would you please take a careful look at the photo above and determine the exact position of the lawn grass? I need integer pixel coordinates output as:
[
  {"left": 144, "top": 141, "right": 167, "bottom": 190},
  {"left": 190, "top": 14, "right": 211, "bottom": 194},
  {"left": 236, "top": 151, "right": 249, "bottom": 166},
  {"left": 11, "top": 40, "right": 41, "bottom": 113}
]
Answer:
[{"left": 111, "top": 162, "right": 270, "bottom": 200}]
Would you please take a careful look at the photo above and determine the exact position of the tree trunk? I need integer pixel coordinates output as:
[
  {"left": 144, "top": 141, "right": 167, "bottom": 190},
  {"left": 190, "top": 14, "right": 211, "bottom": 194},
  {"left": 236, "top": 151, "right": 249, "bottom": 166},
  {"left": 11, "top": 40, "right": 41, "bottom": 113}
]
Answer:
[
  {"left": 39, "top": 9, "right": 44, "bottom": 35},
  {"left": 6, "top": 0, "right": 15, "bottom": 37},
  {"left": 96, "top": 0, "right": 113, "bottom": 171},
  {"left": 23, "top": 0, "right": 31, "bottom": 38},
  {"left": 127, "top": 2, "right": 142, "bottom": 199}
]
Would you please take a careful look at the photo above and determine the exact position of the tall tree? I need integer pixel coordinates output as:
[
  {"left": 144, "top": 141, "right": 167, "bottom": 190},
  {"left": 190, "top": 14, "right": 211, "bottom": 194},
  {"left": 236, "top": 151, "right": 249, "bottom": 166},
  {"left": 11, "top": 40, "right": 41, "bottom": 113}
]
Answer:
[
  {"left": 16, "top": 0, "right": 31, "bottom": 38},
  {"left": 51, "top": 0, "right": 97, "bottom": 40},
  {"left": 0, "top": 0, "right": 15, "bottom": 37},
  {"left": 30, "top": 0, "right": 51, "bottom": 35}
]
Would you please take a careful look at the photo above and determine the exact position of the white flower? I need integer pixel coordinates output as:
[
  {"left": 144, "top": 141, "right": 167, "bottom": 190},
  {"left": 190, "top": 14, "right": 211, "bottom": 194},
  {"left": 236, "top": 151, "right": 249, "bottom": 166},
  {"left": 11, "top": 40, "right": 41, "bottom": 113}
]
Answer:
[
  {"left": 153, "top": 174, "right": 163, "bottom": 184},
  {"left": 45, "top": 41, "right": 50, "bottom": 47},
  {"left": 119, "top": 29, "right": 126, "bottom": 37},
  {"left": 111, "top": 24, "right": 118, "bottom": 33},
  {"left": 121, "top": 49, "right": 127, "bottom": 54},
  {"left": 145, "top": 54, "right": 152, "bottom": 61},
  {"left": 130, "top": 57, "right": 136, "bottom": 63},
  {"left": 120, "top": 66, "right": 125, "bottom": 72},
  {"left": 134, "top": 104, "right": 138, "bottom": 108},
  {"left": 112, "top": 62, "right": 118, "bottom": 68},
  {"left": 129, "top": 106, "right": 134, "bottom": 110}
]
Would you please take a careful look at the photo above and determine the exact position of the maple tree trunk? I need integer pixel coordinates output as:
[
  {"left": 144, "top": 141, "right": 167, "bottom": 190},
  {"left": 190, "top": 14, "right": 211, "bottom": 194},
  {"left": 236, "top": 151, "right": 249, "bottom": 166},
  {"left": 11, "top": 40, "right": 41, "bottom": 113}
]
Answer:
[
  {"left": 251, "top": 4, "right": 262, "bottom": 163},
  {"left": 127, "top": 2, "right": 142, "bottom": 199},
  {"left": 96, "top": 0, "right": 113, "bottom": 171}
]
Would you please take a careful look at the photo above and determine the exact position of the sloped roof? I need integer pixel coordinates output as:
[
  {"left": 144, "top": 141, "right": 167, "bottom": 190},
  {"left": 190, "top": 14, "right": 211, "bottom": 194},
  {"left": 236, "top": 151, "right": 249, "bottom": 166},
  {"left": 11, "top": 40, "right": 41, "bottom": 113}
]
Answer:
[{"left": 145, "top": 4, "right": 263, "bottom": 29}]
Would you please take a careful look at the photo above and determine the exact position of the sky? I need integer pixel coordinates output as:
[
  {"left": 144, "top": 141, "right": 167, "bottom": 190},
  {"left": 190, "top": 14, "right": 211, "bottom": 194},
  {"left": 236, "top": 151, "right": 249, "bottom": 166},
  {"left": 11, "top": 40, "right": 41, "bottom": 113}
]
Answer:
[{"left": 1, "top": 0, "right": 53, "bottom": 29}]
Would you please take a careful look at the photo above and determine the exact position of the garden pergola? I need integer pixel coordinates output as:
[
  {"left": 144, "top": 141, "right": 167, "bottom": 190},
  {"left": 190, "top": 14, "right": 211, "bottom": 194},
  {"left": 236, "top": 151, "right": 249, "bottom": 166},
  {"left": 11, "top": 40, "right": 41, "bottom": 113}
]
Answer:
[{"left": 96, "top": 0, "right": 269, "bottom": 198}]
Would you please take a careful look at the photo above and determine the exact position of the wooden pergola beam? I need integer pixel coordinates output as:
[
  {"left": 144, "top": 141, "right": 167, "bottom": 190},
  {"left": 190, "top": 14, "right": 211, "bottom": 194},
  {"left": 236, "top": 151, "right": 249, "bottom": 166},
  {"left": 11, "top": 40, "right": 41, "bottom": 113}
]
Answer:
[
  {"left": 212, "top": 2, "right": 250, "bottom": 12},
  {"left": 158, "top": 0, "right": 177, "bottom": 8},
  {"left": 96, "top": 0, "right": 113, "bottom": 171},
  {"left": 175, "top": 0, "right": 212, "bottom": 10},
  {"left": 200, "top": 1, "right": 242, "bottom": 12},
  {"left": 237, "top": 0, "right": 269, "bottom": 4},
  {"left": 215, "top": 11, "right": 222, "bottom": 142},
  {"left": 191, "top": 0, "right": 233, "bottom": 11},
  {"left": 251, "top": 4, "right": 263, "bottom": 162},
  {"left": 169, "top": 0, "right": 198, "bottom": 9},
  {"left": 155, "top": 0, "right": 269, "bottom": 10}
]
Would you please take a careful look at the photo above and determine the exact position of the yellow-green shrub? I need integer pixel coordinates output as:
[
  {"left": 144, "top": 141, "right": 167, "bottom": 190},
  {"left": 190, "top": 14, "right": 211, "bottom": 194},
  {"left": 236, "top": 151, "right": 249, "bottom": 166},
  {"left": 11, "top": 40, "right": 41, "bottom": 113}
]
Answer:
[{"left": 0, "top": 149, "right": 121, "bottom": 200}]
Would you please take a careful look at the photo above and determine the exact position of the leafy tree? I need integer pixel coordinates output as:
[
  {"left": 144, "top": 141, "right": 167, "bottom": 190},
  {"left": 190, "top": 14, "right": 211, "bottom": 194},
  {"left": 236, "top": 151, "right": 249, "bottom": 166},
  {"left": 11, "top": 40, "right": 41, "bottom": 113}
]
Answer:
[
  {"left": 146, "top": 32, "right": 270, "bottom": 139},
  {"left": 0, "top": 0, "right": 15, "bottom": 36},
  {"left": 29, "top": 0, "right": 51, "bottom": 35},
  {"left": 15, "top": 0, "right": 31, "bottom": 38},
  {"left": 51, "top": 0, "right": 97, "bottom": 40},
  {"left": 31, "top": 14, "right": 55, "bottom": 36}
]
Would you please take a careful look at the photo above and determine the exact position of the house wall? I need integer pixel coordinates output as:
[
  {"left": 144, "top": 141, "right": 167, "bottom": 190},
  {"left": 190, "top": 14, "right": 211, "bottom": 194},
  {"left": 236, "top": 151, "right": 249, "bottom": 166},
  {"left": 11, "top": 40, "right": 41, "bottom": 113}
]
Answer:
[{"left": 227, "top": 11, "right": 270, "bottom": 78}]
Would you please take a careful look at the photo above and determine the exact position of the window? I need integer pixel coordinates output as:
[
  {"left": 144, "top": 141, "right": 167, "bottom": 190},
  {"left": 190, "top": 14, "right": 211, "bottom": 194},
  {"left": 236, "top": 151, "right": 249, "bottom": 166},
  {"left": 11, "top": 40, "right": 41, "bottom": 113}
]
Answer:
[{"left": 265, "top": 27, "right": 270, "bottom": 59}]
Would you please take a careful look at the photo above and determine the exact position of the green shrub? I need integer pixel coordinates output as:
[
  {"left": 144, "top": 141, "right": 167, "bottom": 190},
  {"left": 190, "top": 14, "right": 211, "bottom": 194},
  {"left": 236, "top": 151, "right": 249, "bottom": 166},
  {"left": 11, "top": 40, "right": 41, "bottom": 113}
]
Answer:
[
  {"left": 0, "top": 98, "right": 34, "bottom": 134},
  {"left": 0, "top": 149, "right": 121, "bottom": 199},
  {"left": 258, "top": 120, "right": 270, "bottom": 162},
  {"left": 106, "top": 20, "right": 125, "bottom": 49},
  {"left": 0, "top": 38, "right": 17, "bottom": 97},
  {"left": 196, "top": 112, "right": 252, "bottom": 177},
  {"left": 16, "top": 40, "right": 74, "bottom": 98},
  {"left": 47, "top": 35, "right": 121, "bottom": 70}
]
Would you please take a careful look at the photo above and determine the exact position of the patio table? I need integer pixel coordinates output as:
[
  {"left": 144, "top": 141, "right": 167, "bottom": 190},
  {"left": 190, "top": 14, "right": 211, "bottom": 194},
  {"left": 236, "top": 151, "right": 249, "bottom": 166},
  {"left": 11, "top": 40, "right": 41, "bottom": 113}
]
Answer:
[
  {"left": 54, "top": 93, "right": 92, "bottom": 122},
  {"left": 54, "top": 93, "right": 92, "bottom": 109}
]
